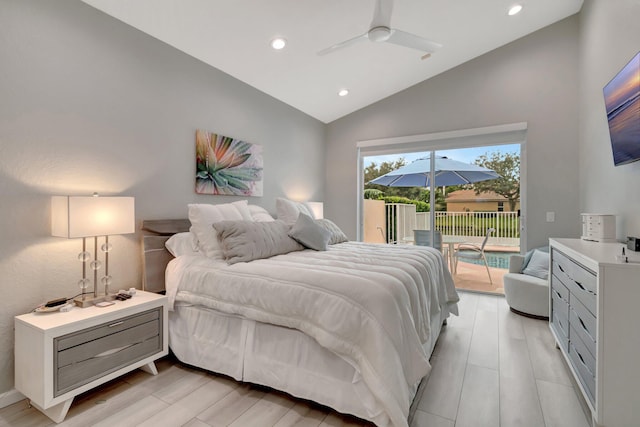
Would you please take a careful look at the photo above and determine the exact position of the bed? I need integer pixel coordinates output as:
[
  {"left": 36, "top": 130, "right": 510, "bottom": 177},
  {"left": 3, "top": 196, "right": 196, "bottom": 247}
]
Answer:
[{"left": 141, "top": 208, "right": 459, "bottom": 427}]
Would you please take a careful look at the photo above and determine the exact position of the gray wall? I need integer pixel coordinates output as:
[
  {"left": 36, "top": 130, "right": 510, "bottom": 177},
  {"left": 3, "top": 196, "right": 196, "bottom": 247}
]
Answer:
[
  {"left": 578, "top": 0, "right": 640, "bottom": 239},
  {"left": 0, "top": 0, "right": 325, "bottom": 395},
  {"left": 325, "top": 16, "right": 581, "bottom": 248}
]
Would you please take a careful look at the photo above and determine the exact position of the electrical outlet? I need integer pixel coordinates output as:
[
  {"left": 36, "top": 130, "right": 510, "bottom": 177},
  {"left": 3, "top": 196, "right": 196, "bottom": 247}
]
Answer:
[{"left": 546, "top": 212, "right": 555, "bottom": 222}]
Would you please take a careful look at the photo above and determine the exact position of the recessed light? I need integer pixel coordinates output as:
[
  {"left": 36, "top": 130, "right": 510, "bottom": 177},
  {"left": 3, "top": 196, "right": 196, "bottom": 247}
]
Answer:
[
  {"left": 270, "top": 38, "right": 286, "bottom": 50},
  {"left": 508, "top": 4, "right": 523, "bottom": 16},
  {"left": 338, "top": 89, "right": 349, "bottom": 97}
]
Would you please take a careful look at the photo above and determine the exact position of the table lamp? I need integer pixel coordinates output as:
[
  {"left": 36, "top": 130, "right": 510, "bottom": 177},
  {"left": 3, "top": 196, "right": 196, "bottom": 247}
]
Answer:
[
  {"left": 307, "top": 201, "right": 324, "bottom": 219},
  {"left": 51, "top": 194, "right": 135, "bottom": 307}
]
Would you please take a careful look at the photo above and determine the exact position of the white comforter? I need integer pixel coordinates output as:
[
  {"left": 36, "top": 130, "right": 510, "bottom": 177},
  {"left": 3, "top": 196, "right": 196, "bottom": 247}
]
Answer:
[{"left": 166, "top": 242, "right": 459, "bottom": 427}]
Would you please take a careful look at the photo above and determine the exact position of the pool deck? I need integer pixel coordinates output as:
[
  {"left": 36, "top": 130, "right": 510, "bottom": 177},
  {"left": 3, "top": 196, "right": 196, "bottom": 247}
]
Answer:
[{"left": 451, "top": 245, "right": 519, "bottom": 295}]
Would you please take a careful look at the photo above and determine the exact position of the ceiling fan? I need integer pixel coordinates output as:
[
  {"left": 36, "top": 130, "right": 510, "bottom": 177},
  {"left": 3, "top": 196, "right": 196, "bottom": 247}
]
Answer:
[{"left": 317, "top": 0, "right": 442, "bottom": 59}]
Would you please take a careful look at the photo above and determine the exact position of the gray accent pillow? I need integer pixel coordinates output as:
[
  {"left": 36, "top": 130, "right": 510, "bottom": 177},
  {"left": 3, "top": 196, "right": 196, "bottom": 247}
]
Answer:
[
  {"left": 522, "top": 249, "right": 549, "bottom": 280},
  {"left": 289, "top": 213, "right": 331, "bottom": 251},
  {"left": 316, "top": 219, "right": 349, "bottom": 245},
  {"left": 213, "top": 220, "right": 303, "bottom": 264},
  {"left": 520, "top": 246, "right": 549, "bottom": 273}
]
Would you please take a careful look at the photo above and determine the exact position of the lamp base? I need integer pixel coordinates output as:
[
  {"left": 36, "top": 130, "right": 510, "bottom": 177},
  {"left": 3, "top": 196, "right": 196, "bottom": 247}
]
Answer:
[{"left": 73, "top": 294, "right": 114, "bottom": 308}]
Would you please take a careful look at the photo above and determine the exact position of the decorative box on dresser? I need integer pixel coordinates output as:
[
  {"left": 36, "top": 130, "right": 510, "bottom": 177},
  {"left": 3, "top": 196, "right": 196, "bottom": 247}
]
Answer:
[
  {"left": 580, "top": 214, "right": 616, "bottom": 242},
  {"left": 549, "top": 238, "right": 640, "bottom": 427},
  {"left": 15, "top": 291, "right": 168, "bottom": 423}
]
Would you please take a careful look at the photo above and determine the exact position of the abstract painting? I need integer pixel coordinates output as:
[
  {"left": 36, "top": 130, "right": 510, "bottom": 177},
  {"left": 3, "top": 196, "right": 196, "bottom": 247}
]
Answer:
[{"left": 196, "top": 129, "right": 263, "bottom": 196}]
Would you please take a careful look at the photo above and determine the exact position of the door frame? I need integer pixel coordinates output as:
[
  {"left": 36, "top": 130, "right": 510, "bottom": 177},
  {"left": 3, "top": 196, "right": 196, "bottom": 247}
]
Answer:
[{"left": 356, "top": 122, "right": 528, "bottom": 251}]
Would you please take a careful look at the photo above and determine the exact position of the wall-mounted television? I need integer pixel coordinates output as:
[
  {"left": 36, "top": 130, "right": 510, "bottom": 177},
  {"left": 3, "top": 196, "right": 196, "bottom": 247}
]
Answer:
[{"left": 603, "top": 51, "right": 640, "bottom": 166}]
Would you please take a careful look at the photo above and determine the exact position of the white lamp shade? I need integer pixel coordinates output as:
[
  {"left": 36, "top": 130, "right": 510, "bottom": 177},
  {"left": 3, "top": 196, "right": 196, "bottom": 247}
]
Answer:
[
  {"left": 52, "top": 196, "right": 135, "bottom": 238},
  {"left": 306, "top": 201, "right": 324, "bottom": 220}
]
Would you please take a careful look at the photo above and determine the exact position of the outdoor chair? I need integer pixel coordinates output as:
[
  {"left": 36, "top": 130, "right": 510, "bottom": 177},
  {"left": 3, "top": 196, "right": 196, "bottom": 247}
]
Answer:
[
  {"left": 413, "top": 230, "right": 442, "bottom": 252},
  {"left": 453, "top": 227, "right": 495, "bottom": 284}
]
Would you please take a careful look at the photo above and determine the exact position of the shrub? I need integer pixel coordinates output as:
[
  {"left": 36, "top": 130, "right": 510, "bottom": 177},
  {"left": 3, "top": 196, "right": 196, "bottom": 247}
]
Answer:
[
  {"left": 364, "top": 189, "right": 384, "bottom": 200},
  {"left": 381, "top": 196, "right": 430, "bottom": 212}
]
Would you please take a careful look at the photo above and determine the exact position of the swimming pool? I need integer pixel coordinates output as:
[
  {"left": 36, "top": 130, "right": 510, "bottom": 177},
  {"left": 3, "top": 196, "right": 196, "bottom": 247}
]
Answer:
[{"left": 458, "top": 251, "right": 516, "bottom": 269}]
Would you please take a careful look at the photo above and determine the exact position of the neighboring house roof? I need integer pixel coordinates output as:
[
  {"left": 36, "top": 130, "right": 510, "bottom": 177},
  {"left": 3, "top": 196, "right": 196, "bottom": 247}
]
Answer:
[{"left": 445, "top": 189, "right": 514, "bottom": 203}]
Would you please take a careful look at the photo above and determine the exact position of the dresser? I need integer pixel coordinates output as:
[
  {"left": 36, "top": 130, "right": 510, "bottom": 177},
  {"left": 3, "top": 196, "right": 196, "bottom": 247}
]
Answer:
[
  {"left": 549, "top": 238, "right": 640, "bottom": 427},
  {"left": 15, "top": 291, "right": 168, "bottom": 423}
]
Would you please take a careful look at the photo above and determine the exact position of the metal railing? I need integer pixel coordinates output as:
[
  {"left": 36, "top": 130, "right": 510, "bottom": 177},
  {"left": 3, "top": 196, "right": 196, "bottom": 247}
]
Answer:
[
  {"left": 384, "top": 204, "right": 520, "bottom": 245},
  {"left": 385, "top": 203, "right": 416, "bottom": 243}
]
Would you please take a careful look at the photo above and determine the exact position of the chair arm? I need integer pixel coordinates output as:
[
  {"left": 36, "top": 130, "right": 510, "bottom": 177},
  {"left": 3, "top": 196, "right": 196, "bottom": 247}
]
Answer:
[
  {"left": 456, "top": 243, "right": 481, "bottom": 253},
  {"left": 509, "top": 255, "right": 525, "bottom": 273}
]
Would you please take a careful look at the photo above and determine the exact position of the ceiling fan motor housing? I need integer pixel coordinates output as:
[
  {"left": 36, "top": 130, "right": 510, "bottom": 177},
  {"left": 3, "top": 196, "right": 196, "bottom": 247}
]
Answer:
[{"left": 368, "top": 26, "right": 391, "bottom": 42}]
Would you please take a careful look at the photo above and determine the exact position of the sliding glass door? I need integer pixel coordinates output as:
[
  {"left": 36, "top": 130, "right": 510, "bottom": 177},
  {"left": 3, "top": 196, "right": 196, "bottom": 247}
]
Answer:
[{"left": 358, "top": 124, "right": 525, "bottom": 294}]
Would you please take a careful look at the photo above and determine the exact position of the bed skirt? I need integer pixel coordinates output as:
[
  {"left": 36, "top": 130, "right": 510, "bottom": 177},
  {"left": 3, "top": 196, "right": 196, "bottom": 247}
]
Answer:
[{"left": 168, "top": 302, "right": 447, "bottom": 426}]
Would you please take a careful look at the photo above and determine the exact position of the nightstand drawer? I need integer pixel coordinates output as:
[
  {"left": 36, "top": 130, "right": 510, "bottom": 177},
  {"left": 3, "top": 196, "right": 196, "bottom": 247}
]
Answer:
[
  {"left": 56, "top": 309, "right": 159, "bottom": 351},
  {"left": 54, "top": 307, "right": 162, "bottom": 396}
]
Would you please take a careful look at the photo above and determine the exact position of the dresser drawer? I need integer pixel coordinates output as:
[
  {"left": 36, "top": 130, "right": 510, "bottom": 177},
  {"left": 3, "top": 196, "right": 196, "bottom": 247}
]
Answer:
[
  {"left": 551, "top": 281, "right": 569, "bottom": 317},
  {"left": 569, "top": 297, "right": 596, "bottom": 358},
  {"left": 552, "top": 251, "right": 597, "bottom": 314},
  {"left": 551, "top": 277, "right": 569, "bottom": 303},
  {"left": 569, "top": 332, "right": 596, "bottom": 406},
  {"left": 551, "top": 311, "right": 569, "bottom": 353},
  {"left": 54, "top": 307, "right": 162, "bottom": 396},
  {"left": 551, "top": 289, "right": 569, "bottom": 349}
]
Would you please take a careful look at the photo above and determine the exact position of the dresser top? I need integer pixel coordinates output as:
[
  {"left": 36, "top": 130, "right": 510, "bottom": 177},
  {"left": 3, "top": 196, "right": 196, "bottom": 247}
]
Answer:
[{"left": 550, "top": 238, "right": 640, "bottom": 269}]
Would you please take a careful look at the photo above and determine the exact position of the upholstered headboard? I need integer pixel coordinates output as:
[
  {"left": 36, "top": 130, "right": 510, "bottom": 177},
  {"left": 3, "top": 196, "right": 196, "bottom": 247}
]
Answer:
[{"left": 141, "top": 219, "right": 190, "bottom": 293}]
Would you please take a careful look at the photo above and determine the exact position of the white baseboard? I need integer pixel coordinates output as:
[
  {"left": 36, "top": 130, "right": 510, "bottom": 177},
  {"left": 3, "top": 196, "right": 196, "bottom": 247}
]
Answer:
[{"left": 0, "top": 388, "right": 25, "bottom": 409}]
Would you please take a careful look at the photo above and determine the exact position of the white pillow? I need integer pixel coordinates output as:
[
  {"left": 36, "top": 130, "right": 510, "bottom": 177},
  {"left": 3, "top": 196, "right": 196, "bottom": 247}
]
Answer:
[
  {"left": 522, "top": 249, "right": 550, "bottom": 280},
  {"left": 165, "top": 232, "right": 199, "bottom": 257},
  {"left": 248, "top": 204, "right": 275, "bottom": 222},
  {"left": 188, "top": 200, "right": 253, "bottom": 259},
  {"left": 276, "top": 197, "right": 314, "bottom": 225}
]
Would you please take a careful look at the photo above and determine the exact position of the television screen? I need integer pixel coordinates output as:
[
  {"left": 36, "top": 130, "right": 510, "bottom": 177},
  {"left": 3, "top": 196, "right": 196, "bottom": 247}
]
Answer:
[{"left": 603, "top": 51, "right": 640, "bottom": 166}]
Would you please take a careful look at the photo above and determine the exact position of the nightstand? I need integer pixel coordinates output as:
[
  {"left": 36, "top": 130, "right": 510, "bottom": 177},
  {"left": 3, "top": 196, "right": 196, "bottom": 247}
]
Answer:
[{"left": 15, "top": 291, "right": 168, "bottom": 423}]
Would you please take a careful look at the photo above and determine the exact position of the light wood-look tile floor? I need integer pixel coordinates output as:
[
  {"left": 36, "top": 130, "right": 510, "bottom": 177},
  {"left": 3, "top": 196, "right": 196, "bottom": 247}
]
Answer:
[{"left": 0, "top": 292, "right": 590, "bottom": 427}]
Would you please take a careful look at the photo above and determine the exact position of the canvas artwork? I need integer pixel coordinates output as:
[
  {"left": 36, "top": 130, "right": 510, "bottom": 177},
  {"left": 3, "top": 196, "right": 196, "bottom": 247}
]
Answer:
[{"left": 196, "top": 129, "right": 263, "bottom": 196}]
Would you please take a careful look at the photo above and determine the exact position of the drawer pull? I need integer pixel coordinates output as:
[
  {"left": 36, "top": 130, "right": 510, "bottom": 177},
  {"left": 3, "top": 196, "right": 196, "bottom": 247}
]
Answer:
[
  {"left": 94, "top": 343, "right": 136, "bottom": 358},
  {"left": 574, "top": 281, "right": 596, "bottom": 296},
  {"left": 576, "top": 349, "right": 594, "bottom": 376},
  {"left": 108, "top": 321, "right": 125, "bottom": 328},
  {"left": 558, "top": 264, "right": 566, "bottom": 273},
  {"left": 578, "top": 317, "right": 588, "bottom": 333}
]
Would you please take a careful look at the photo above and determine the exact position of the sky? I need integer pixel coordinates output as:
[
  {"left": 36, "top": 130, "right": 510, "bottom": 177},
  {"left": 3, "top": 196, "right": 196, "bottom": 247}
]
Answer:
[{"left": 364, "top": 143, "right": 521, "bottom": 167}]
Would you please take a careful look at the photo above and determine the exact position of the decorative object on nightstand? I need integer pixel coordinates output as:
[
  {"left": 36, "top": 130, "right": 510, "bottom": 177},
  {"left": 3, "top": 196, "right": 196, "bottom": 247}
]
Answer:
[
  {"left": 51, "top": 194, "right": 135, "bottom": 307},
  {"left": 580, "top": 213, "right": 616, "bottom": 242}
]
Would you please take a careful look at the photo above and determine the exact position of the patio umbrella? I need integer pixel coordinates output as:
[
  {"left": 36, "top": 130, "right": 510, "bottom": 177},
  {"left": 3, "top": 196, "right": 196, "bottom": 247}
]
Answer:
[
  {"left": 368, "top": 155, "right": 500, "bottom": 246},
  {"left": 368, "top": 156, "right": 499, "bottom": 188}
]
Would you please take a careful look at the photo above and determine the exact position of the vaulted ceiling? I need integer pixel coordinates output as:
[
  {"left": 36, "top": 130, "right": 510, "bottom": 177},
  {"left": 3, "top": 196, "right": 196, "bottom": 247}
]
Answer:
[{"left": 82, "top": 0, "right": 584, "bottom": 123}]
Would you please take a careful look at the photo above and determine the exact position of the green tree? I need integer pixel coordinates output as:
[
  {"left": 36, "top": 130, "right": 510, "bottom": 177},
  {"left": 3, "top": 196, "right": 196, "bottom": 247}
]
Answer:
[
  {"left": 473, "top": 152, "right": 520, "bottom": 211},
  {"left": 364, "top": 159, "right": 405, "bottom": 188}
]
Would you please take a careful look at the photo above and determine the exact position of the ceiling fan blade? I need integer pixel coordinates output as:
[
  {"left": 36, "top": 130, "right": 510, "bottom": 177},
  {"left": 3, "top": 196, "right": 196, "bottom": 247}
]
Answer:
[
  {"left": 387, "top": 29, "right": 443, "bottom": 53},
  {"left": 317, "top": 33, "right": 368, "bottom": 56},
  {"left": 371, "top": 0, "right": 394, "bottom": 29}
]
